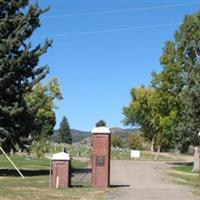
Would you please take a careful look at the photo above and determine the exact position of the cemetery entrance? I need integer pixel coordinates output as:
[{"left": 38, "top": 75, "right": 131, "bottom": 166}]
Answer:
[
  {"left": 52, "top": 126, "right": 111, "bottom": 188},
  {"left": 71, "top": 152, "right": 92, "bottom": 187},
  {"left": 70, "top": 127, "right": 111, "bottom": 187}
]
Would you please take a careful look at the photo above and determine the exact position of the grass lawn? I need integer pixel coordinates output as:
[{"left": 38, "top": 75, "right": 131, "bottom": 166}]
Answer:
[
  {"left": 111, "top": 150, "right": 183, "bottom": 161},
  {"left": 0, "top": 155, "right": 87, "bottom": 169},
  {"left": 0, "top": 176, "right": 107, "bottom": 200},
  {"left": 0, "top": 154, "right": 108, "bottom": 200},
  {"left": 168, "top": 163, "right": 200, "bottom": 196}
]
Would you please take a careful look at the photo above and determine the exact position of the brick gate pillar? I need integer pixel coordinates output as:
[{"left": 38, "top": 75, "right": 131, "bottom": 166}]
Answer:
[
  {"left": 51, "top": 152, "right": 71, "bottom": 189},
  {"left": 91, "top": 127, "right": 111, "bottom": 187}
]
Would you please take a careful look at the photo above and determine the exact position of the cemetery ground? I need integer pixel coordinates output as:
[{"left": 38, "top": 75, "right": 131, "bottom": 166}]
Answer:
[
  {"left": 0, "top": 154, "right": 107, "bottom": 200},
  {"left": 0, "top": 149, "right": 199, "bottom": 200}
]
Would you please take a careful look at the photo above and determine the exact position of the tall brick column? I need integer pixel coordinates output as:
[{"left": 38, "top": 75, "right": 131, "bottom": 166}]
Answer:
[
  {"left": 91, "top": 127, "right": 111, "bottom": 187},
  {"left": 51, "top": 152, "right": 70, "bottom": 189}
]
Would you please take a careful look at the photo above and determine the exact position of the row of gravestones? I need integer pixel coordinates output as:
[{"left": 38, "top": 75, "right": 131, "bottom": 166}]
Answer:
[{"left": 51, "top": 127, "right": 111, "bottom": 188}]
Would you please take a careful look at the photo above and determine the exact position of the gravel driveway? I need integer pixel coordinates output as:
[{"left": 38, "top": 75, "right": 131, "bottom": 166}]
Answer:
[{"left": 108, "top": 160, "right": 199, "bottom": 200}]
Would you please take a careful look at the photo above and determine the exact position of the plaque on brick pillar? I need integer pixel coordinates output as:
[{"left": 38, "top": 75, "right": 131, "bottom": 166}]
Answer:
[
  {"left": 91, "top": 127, "right": 111, "bottom": 187},
  {"left": 96, "top": 155, "right": 105, "bottom": 166}
]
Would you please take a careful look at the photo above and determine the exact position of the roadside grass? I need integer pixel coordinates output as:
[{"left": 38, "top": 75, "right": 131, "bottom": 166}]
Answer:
[
  {"left": 111, "top": 150, "right": 183, "bottom": 161},
  {"left": 0, "top": 175, "right": 107, "bottom": 200},
  {"left": 0, "top": 154, "right": 107, "bottom": 200},
  {"left": 167, "top": 163, "right": 200, "bottom": 195},
  {"left": 172, "top": 164, "right": 194, "bottom": 173}
]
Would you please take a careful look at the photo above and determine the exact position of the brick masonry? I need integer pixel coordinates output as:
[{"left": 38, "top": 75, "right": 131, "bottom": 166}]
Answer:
[
  {"left": 52, "top": 160, "right": 70, "bottom": 188},
  {"left": 91, "top": 132, "right": 111, "bottom": 187}
]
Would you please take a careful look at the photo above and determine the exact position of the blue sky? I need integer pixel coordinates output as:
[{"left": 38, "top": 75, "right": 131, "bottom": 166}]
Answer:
[{"left": 31, "top": 0, "right": 200, "bottom": 131}]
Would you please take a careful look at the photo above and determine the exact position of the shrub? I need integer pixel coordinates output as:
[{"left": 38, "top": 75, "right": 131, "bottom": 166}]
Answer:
[
  {"left": 128, "top": 134, "right": 144, "bottom": 150},
  {"left": 31, "top": 138, "right": 51, "bottom": 158},
  {"left": 111, "top": 135, "right": 124, "bottom": 148}
]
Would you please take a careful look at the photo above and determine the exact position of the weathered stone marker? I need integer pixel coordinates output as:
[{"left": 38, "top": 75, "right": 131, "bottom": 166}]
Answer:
[
  {"left": 91, "top": 127, "right": 111, "bottom": 187},
  {"left": 51, "top": 152, "right": 70, "bottom": 188}
]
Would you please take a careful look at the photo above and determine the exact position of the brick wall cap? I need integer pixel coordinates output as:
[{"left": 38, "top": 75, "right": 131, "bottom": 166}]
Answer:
[
  {"left": 51, "top": 152, "right": 70, "bottom": 161},
  {"left": 92, "top": 127, "right": 110, "bottom": 134}
]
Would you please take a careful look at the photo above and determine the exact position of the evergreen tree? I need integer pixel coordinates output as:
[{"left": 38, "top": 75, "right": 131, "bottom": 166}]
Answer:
[
  {"left": 58, "top": 117, "right": 72, "bottom": 144},
  {"left": 96, "top": 119, "right": 106, "bottom": 127},
  {"left": 0, "top": 0, "right": 52, "bottom": 152}
]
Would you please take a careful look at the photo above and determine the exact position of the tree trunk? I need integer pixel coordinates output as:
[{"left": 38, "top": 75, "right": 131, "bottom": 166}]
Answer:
[
  {"left": 154, "top": 146, "right": 160, "bottom": 160},
  {"left": 150, "top": 138, "right": 155, "bottom": 152}
]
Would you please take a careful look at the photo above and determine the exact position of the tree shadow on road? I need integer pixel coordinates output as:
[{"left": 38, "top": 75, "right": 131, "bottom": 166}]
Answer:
[
  {"left": 0, "top": 168, "right": 49, "bottom": 177},
  {"left": 110, "top": 184, "right": 130, "bottom": 188},
  {"left": 167, "top": 162, "right": 193, "bottom": 166}
]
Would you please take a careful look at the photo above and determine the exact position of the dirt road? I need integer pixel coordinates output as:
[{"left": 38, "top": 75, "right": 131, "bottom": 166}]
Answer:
[{"left": 108, "top": 160, "right": 199, "bottom": 200}]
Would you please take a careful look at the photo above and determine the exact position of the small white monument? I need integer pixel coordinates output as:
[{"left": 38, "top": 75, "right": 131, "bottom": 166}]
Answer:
[{"left": 131, "top": 150, "right": 141, "bottom": 159}]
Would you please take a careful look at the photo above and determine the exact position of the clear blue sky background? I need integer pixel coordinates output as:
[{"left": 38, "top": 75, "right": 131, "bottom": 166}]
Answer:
[{"left": 31, "top": 0, "right": 200, "bottom": 131}]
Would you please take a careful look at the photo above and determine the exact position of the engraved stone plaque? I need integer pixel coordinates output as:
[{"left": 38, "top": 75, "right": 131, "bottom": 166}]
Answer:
[{"left": 96, "top": 155, "right": 105, "bottom": 166}]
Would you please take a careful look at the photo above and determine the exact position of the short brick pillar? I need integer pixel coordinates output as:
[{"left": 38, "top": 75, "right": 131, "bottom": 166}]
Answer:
[
  {"left": 51, "top": 152, "right": 70, "bottom": 189},
  {"left": 91, "top": 127, "right": 111, "bottom": 187}
]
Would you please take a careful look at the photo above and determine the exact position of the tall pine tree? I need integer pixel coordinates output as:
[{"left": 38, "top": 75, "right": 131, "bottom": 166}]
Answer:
[
  {"left": 58, "top": 117, "right": 72, "bottom": 144},
  {"left": 0, "top": 0, "right": 52, "bottom": 152}
]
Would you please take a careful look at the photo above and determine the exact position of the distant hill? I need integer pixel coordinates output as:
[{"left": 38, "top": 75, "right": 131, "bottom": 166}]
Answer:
[
  {"left": 52, "top": 127, "right": 138, "bottom": 143},
  {"left": 52, "top": 129, "right": 90, "bottom": 143},
  {"left": 70, "top": 129, "right": 90, "bottom": 136},
  {"left": 110, "top": 127, "right": 138, "bottom": 134},
  {"left": 54, "top": 127, "right": 138, "bottom": 136}
]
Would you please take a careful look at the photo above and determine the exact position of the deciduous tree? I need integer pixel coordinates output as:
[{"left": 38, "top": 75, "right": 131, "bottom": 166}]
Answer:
[
  {"left": 123, "top": 86, "right": 156, "bottom": 150},
  {"left": 25, "top": 78, "right": 62, "bottom": 140}
]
